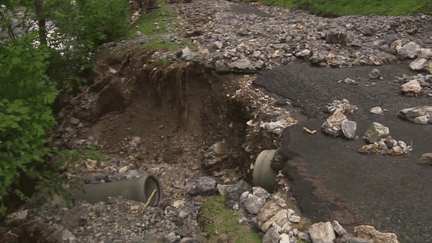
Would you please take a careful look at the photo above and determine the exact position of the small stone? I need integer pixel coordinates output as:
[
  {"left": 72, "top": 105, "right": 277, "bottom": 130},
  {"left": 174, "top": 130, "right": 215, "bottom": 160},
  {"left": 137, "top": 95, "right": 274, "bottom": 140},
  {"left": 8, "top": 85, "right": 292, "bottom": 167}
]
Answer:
[
  {"left": 296, "top": 49, "right": 311, "bottom": 58},
  {"left": 173, "top": 200, "right": 186, "bottom": 208},
  {"left": 280, "top": 233, "right": 290, "bottom": 243},
  {"left": 409, "top": 58, "right": 428, "bottom": 70},
  {"left": 62, "top": 229, "right": 76, "bottom": 242},
  {"left": 354, "top": 225, "right": 399, "bottom": 243},
  {"left": 363, "top": 122, "right": 390, "bottom": 143},
  {"left": 213, "top": 41, "right": 223, "bottom": 49},
  {"left": 262, "top": 224, "right": 282, "bottom": 243},
  {"left": 401, "top": 80, "right": 422, "bottom": 94},
  {"left": 418, "top": 153, "right": 432, "bottom": 166},
  {"left": 398, "top": 41, "right": 421, "bottom": 59},
  {"left": 228, "top": 58, "right": 251, "bottom": 69},
  {"left": 389, "top": 146, "right": 404, "bottom": 156},
  {"left": 368, "top": 68, "right": 380, "bottom": 79},
  {"left": 331, "top": 220, "right": 347, "bottom": 237},
  {"left": 309, "top": 221, "right": 336, "bottom": 243},
  {"left": 289, "top": 215, "right": 301, "bottom": 223},
  {"left": 85, "top": 159, "right": 97, "bottom": 171},
  {"left": 370, "top": 107, "right": 383, "bottom": 115},
  {"left": 341, "top": 120, "right": 357, "bottom": 139},
  {"left": 326, "top": 27, "right": 347, "bottom": 44},
  {"left": 119, "top": 165, "right": 129, "bottom": 173},
  {"left": 70, "top": 117, "right": 80, "bottom": 125},
  {"left": 413, "top": 115, "right": 429, "bottom": 124},
  {"left": 417, "top": 48, "right": 432, "bottom": 59}
]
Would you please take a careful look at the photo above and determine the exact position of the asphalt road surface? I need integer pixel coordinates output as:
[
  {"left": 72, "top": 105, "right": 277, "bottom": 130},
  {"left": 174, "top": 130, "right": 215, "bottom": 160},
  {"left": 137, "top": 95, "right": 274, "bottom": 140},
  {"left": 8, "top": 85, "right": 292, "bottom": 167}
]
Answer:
[{"left": 254, "top": 60, "right": 432, "bottom": 243}]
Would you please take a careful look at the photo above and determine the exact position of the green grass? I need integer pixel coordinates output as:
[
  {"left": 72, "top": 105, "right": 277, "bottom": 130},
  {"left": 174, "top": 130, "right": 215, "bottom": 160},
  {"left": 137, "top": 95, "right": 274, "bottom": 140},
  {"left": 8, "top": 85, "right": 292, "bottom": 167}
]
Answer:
[
  {"left": 198, "top": 194, "right": 262, "bottom": 243},
  {"left": 247, "top": 0, "right": 432, "bottom": 16},
  {"left": 126, "top": 0, "right": 180, "bottom": 38},
  {"left": 142, "top": 38, "right": 193, "bottom": 51},
  {"left": 122, "top": 0, "right": 194, "bottom": 51}
]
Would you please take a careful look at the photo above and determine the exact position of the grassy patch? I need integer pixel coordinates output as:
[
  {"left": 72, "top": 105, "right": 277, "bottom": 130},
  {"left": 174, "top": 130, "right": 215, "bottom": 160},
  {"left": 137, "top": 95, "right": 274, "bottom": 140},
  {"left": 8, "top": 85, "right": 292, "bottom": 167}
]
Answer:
[
  {"left": 141, "top": 37, "right": 193, "bottom": 51},
  {"left": 247, "top": 0, "right": 432, "bottom": 16},
  {"left": 242, "top": 0, "right": 296, "bottom": 9},
  {"left": 198, "top": 194, "right": 262, "bottom": 243},
  {"left": 128, "top": 0, "right": 179, "bottom": 38}
]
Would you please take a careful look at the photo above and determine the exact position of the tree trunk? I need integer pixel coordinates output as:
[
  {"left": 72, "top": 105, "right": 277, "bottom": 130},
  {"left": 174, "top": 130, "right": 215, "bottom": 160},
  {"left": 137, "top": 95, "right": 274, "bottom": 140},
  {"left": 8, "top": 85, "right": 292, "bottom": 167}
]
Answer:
[{"left": 34, "top": 0, "right": 46, "bottom": 47}]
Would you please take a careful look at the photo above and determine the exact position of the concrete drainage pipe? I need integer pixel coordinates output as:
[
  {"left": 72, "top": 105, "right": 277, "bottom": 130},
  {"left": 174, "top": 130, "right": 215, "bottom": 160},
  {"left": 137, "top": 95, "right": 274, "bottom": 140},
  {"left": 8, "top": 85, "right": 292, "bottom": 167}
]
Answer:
[
  {"left": 69, "top": 173, "right": 162, "bottom": 206},
  {"left": 253, "top": 150, "right": 278, "bottom": 193}
]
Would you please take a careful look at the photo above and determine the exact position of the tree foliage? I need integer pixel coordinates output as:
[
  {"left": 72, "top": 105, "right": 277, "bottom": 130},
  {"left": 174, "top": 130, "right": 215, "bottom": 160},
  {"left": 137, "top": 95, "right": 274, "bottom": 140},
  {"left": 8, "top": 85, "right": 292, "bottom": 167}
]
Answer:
[
  {"left": 0, "top": 0, "right": 132, "bottom": 218},
  {"left": 0, "top": 31, "right": 64, "bottom": 216}
]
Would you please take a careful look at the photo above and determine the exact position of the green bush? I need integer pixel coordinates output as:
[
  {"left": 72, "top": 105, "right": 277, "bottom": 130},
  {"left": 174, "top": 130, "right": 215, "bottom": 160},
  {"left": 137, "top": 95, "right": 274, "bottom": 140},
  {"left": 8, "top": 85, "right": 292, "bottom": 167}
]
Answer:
[
  {"left": 39, "top": 0, "right": 131, "bottom": 94},
  {"left": 0, "top": 31, "right": 68, "bottom": 217}
]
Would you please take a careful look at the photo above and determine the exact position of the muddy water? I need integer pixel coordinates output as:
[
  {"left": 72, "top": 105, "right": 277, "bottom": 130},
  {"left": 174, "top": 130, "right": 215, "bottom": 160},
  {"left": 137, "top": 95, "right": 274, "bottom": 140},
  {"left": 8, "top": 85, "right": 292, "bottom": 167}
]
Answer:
[{"left": 255, "top": 61, "right": 432, "bottom": 243}]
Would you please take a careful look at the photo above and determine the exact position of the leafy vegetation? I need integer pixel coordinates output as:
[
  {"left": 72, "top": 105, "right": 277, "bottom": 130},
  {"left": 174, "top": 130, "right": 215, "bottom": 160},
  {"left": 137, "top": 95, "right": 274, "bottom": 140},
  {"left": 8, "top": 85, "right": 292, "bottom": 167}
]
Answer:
[{"left": 0, "top": 31, "right": 63, "bottom": 217}]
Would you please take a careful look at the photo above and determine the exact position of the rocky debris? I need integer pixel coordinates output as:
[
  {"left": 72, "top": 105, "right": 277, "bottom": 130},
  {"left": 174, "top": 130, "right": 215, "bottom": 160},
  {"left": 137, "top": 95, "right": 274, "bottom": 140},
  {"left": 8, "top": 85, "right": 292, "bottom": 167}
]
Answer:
[
  {"left": 418, "top": 153, "right": 432, "bottom": 166},
  {"left": 359, "top": 123, "right": 412, "bottom": 156},
  {"left": 262, "top": 224, "right": 282, "bottom": 243},
  {"left": 202, "top": 141, "right": 230, "bottom": 170},
  {"left": 309, "top": 221, "right": 336, "bottom": 243},
  {"left": 363, "top": 122, "right": 390, "bottom": 143},
  {"left": 240, "top": 187, "right": 270, "bottom": 215},
  {"left": 260, "top": 118, "right": 291, "bottom": 135},
  {"left": 224, "top": 180, "right": 253, "bottom": 210},
  {"left": 322, "top": 108, "right": 348, "bottom": 137},
  {"left": 322, "top": 99, "right": 358, "bottom": 138},
  {"left": 368, "top": 68, "right": 381, "bottom": 80},
  {"left": 409, "top": 57, "right": 429, "bottom": 70},
  {"left": 398, "top": 106, "right": 432, "bottom": 124},
  {"left": 341, "top": 120, "right": 357, "bottom": 139},
  {"left": 370, "top": 107, "right": 384, "bottom": 115},
  {"left": 354, "top": 225, "right": 399, "bottom": 243},
  {"left": 28, "top": 196, "right": 206, "bottom": 243},
  {"left": 164, "top": 0, "right": 432, "bottom": 72},
  {"left": 394, "top": 73, "right": 432, "bottom": 96},
  {"left": 400, "top": 79, "right": 422, "bottom": 95},
  {"left": 398, "top": 41, "right": 421, "bottom": 59},
  {"left": 187, "top": 176, "right": 218, "bottom": 195},
  {"left": 326, "top": 99, "right": 358, "bottom": 114}
]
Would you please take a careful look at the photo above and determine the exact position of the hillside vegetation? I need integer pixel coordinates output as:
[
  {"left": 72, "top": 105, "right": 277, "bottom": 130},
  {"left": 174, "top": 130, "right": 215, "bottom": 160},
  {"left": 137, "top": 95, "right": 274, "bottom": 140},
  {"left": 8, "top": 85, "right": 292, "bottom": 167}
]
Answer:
[{"left": 243, "top": 0, "right": 432, "bottom": 16}]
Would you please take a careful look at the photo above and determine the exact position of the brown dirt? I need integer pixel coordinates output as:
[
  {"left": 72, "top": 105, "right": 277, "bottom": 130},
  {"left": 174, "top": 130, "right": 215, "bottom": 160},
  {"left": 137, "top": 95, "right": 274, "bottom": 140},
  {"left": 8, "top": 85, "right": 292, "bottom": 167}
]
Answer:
[
  {"left": 1, "top": 43, "right": 295, "bottom": 242},
  {"left": 44, "top": 43, "right": 290, "bottom": 206}
]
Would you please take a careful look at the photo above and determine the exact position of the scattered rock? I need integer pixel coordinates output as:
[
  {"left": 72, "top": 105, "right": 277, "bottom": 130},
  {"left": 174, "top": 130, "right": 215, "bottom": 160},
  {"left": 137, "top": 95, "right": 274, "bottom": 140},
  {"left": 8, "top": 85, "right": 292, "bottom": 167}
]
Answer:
[
  {"left": 398, "top": 106, "right": 432, "bottom": 124},
  {"left": 224, "top": 180, "right": 252, "bottom": 210},
  {"left": 322, "top": 108, "right": 348, "bottom": 137},
  {"left": 309, "top": 221, "right": 336, "bottom": 243},
  {"left": 262, "top": 224, "right": 282, "bottom": 243},
  {"left": 326, "top": 27, "right": 347, "bottom": 44},
  {"left": 398, "top": 41, "right": 421, "bottom": 59},
  {"left": 368, "top": 68, "right": 381, "bottom": 79},
  {"left": 187, "top": 176, "right": 218, "bottom": 195},
  {"left": 228, "top": 58, "right": 252, "bottom": 70},
  {"left": 341, "top": 120, "right": 357, "bottom": 139},
  {"left": 370, "top": 107, "right": 383, "bottom": 115},
  {"left": 70, "top": 117, "right": 80, "bottom": 125},
  {"left": 401, "top": 80, "right": 422, "bottom": 95},
  {"left": 409, "top": 58, "right": 428, "bottom": 71},
  {"left": 355, "top": 225, "right": 399, "bottom": 243},
  {"left": 363, "top": 122, "right": 390, "bottom": 143},
  {"left": 418, "top": 153, "right": 432, "bottom": 166}
]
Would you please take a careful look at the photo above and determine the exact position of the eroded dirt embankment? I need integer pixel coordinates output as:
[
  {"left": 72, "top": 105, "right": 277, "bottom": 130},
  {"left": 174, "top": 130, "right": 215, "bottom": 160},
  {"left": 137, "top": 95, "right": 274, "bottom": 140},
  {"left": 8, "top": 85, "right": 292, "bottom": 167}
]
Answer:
[{"left": 46, "top": 46, "right": 295, "bottom": 204}]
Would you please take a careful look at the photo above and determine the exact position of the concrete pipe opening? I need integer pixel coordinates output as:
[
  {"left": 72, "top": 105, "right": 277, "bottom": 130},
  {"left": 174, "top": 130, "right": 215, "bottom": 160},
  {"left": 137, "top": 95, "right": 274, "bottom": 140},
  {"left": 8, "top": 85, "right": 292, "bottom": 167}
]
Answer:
[{"left": 252, "top": 150, "right": 278, "bottom": 193}]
